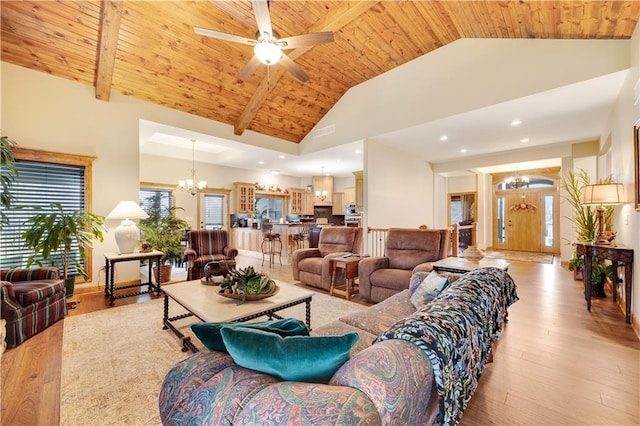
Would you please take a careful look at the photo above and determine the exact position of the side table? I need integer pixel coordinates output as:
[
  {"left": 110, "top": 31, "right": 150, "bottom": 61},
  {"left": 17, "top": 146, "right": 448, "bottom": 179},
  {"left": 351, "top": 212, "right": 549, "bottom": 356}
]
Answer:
[
  {"left": 575, "top": 242, "right": 633, "bottom": 324},
  {"left": 104, "top": 250, "right": 163, "bottom": 305},
  {"left": 330, "top": 255, "right": 362, "bottom": 300}
]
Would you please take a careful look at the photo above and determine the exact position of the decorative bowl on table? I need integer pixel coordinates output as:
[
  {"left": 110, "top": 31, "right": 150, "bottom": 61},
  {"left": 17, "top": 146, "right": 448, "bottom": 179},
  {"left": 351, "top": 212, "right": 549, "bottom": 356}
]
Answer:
[{"left": 217, "top": 266, "right": 278, "bottom": 303}]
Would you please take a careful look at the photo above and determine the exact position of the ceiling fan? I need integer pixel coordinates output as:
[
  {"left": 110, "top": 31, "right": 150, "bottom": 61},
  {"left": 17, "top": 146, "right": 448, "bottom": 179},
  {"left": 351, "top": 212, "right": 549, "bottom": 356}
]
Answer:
[{"left": 194, "top": 0, "right": 334, "bottom": 83}]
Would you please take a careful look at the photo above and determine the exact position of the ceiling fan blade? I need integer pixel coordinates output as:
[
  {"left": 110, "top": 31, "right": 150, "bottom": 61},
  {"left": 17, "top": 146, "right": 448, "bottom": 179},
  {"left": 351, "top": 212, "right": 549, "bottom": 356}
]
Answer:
[
  {"left": 194, "top": 27, "right": 256, "bottom": 46},
  {"left": 278, "top": 32, "right": 334, "bottom": 49},
  {"left": 252, "top": 0, "right": 273, "bottom": 38},
  {"left": 238, "top": 56, "right": 262, "bottom": 80},
  {"left": 279, "top": 54, "right": 309, "bottom": 83}
]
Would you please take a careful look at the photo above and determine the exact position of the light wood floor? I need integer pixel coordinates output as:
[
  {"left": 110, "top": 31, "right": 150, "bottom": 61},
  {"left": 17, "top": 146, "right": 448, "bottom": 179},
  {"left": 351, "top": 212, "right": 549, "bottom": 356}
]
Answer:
[{"left": 2, "top": 256, "right": 639, "bottom": 425}]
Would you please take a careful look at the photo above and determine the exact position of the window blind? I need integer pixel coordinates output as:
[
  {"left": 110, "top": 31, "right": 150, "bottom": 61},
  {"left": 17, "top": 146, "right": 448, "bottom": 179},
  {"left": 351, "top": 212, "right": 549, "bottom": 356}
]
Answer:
[
  {"left": 204, "top": 194, "right": 223, "bottom": 229},
  {"left": 0, "top": 161, "right": 85, "bottom": 273},
  {"left": 139, "top": 189, "right": 172, "bottom": 217}
]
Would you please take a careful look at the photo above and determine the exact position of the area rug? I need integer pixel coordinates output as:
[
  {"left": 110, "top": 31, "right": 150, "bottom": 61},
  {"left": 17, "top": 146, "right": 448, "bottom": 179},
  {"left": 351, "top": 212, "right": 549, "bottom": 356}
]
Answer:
[
  {"left": 484, "top": 249, "right": 554, "bottom": 264},
  {"left": 60, "top": 287, "right": 366, "bottom": 426}
]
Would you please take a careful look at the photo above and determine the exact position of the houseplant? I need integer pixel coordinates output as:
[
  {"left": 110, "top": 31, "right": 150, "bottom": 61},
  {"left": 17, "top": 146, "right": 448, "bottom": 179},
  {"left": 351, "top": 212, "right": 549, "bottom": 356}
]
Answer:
[
  {"left": 138, "top": 194, "right": 190, "bottom": 283},
  {"left": 561, "top": 169, "right": 614, "bottom": 295},
  {"left": 22, "top": 203, "right": 106, "bottom": 297},
  {"left": 1, "top": 136, "right": 18, "bottom": 225}
]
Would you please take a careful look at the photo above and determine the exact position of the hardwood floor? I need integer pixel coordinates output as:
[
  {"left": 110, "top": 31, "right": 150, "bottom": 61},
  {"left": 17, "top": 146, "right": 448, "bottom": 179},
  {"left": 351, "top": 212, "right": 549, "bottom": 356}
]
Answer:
[{"left": 2, "top": 256, "right": 639, "bottom": 425}]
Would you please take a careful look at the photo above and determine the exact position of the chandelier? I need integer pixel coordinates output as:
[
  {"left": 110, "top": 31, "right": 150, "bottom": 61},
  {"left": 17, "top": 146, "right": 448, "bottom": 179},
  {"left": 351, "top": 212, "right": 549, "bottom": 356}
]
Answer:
[
  {"left": 178, "top": 139, "right": 207, "bottom": 196},
  {"left": 505, "top": 169, "right": 529, "bottom": 189}
]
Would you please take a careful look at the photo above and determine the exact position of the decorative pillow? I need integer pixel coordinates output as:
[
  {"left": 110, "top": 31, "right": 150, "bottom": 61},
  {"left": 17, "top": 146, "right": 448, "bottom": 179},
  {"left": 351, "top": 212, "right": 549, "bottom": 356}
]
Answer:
[
  {"left": 409, "top": 271, "right": 449, "bottom": 308},
  {"left": 409, "top": 271, "right": 430, "bottom": 295},
  {"left": 191, "top": 318, "right": 309, "bottom": 352},
  {"left": 220, "top": 327, "right": 359, "bottom": 383}
]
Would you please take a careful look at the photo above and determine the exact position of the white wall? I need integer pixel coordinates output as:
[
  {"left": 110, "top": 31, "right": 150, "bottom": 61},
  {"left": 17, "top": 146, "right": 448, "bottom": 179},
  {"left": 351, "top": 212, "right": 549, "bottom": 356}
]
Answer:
[
  {"left": 600, "top": 22, "right": 640, "bottom": 334},
  {"left": 365, "top": 138, "right": 433, "bottom": 228}
]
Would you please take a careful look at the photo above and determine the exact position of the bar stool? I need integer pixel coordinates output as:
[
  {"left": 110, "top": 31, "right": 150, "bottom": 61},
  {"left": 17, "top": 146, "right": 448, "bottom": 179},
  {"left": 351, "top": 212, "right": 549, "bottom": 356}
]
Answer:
[
  {"left": 291, "top": 222, "right": 311, "bottom": 250},
  {"left": 261, "top": 219, "right": 282, "bottom": 267}
]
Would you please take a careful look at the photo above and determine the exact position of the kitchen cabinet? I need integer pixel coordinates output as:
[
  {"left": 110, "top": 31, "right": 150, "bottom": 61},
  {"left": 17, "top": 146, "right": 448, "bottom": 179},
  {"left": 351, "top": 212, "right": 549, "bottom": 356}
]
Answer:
[
  {"left": 353, "top": 171, "right": 363, "bottom": 211},
  {"left": 302, "top": 192, "right": 314, "bottom": 215},
  {"left": 288, "top": 188, "right": 304, "bottom": 214},
  {"left": 332, "top": 192, "right": 345, "bottom": 215},
  {"left": 312, "top": 175, "right": 333, "bottom": 206},
  {"left": 344, "top": 187, "right": 356, "bottom": 205},
  {"left": 234, "top": 182, "right": 255, "bottom": 214}
]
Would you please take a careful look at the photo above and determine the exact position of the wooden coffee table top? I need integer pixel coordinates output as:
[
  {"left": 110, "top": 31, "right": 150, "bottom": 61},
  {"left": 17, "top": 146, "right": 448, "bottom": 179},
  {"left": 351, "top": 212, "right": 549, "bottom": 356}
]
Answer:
[{"left": 162, "top": 279, "right": 314, "bottom": 323}]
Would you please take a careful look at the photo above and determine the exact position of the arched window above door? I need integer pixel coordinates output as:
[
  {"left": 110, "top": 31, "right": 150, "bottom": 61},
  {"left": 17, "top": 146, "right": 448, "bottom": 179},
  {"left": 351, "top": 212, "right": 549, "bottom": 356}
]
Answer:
[{"left": 496, "top": 175, "right": 555, "bottom": 191}]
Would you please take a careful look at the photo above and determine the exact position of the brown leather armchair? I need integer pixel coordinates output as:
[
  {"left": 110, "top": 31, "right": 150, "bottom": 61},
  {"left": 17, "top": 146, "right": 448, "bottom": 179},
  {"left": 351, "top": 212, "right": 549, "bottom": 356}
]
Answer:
[
  {"left": 292, "top": 227, "right": 363, "bottom": 291},
  {"left": 358, "top": 228, "right": 451, "bottom": 303}
]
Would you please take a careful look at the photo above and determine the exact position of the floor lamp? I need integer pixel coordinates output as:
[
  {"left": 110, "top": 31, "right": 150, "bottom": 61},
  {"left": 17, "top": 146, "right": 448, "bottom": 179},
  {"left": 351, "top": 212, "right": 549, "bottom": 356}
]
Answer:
[{"left": 580, "top": 183, "right": 624, "bottom": 244}]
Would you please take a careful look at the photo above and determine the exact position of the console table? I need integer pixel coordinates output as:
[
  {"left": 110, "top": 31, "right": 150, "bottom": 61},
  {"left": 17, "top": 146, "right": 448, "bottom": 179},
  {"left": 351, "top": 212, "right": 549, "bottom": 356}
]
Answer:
[
  {"left": 575, "top": 243, "right": 633, "bottom": 324},
  {"left": 104, "top": 250, "right": 163, "bottom": 305}
]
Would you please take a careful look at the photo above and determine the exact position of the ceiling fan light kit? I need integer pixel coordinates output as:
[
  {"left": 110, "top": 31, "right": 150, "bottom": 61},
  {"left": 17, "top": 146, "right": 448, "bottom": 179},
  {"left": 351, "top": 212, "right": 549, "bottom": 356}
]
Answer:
[{"left": 194, "top": 0, "right": 334, "bottom": 82}]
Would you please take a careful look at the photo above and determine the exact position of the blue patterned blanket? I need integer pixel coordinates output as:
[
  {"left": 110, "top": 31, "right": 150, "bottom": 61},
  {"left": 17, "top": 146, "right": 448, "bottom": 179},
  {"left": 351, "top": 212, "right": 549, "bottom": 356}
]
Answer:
[{"left": 376, "top": 267, "right": 519, "bottom": 425}]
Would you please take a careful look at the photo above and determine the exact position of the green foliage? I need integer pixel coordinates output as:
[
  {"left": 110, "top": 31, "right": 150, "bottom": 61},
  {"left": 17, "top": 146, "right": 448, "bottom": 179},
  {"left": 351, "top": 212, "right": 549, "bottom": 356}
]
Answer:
[
  {"left": 568, "top": 251, "right": 613, "bottom": 283},
  {"left": 560, "top": 168, "right": 614, "bottom": 243},
  {"left": 1, "top": 136, "right": 19, "bottom": 225},
  {"left": 22, "top": 203, "right": 106, "bottom": 280},
  {"left": 138, "top": 194, "right": 190, "bottom": 265}
]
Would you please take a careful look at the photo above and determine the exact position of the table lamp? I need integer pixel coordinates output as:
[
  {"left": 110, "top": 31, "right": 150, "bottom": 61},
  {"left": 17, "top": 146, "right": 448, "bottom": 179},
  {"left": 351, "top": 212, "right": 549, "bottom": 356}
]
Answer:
[
  {"left": 580, "top": 183, "right": 624, "bottom": 244},
  {"left": 107, "top": 201, "right": 149, "bottom": 254}
]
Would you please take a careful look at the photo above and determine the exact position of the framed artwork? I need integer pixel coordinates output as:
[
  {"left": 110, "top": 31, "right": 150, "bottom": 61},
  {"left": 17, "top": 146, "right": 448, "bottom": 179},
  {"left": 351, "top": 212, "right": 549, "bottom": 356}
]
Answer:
[{"left": 635, "top": 123, "right": 640, "bottom": 211}]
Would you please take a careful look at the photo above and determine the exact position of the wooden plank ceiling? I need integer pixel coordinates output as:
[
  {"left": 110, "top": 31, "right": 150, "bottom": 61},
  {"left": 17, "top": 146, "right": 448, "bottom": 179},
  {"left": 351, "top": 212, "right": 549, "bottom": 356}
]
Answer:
[{"left": 2, "top": 1, "right": 639, "bottom": 144}]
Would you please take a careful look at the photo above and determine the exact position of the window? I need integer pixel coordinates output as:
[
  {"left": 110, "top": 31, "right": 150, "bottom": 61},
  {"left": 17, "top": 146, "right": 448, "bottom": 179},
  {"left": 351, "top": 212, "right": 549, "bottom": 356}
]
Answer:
[
  {"left": 203, "top": 194, "right": 224, "bottom": 229},
  {"left": 0, "top": 149, "right": 94, "bottom": 279},
  {"left": 139, "top": 188, "right": 173, "bottom": 217},
  {"left": 255, "top": 196, "right": 283, "bottom": 221}
]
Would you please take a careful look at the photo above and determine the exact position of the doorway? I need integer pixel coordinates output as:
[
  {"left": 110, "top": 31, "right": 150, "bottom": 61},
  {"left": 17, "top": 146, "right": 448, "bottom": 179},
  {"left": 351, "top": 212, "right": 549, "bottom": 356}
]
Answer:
[
  {"left": 448, "top": 192, "right": 476, "bottom": 249},
  {"left": 492, "top": 168, "right": 559, "bottom": 254},
  {"left": 198, "top": 189, "right": 231, "bottom": 230}
]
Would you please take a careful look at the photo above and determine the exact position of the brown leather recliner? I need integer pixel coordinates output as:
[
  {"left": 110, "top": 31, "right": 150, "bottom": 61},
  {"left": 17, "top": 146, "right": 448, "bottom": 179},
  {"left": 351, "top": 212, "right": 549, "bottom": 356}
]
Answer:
[
  {"left": 292, "top": 227, "right": 363, "bottom": 291},
  {"left": 358, "top": 228, "right": 451, "bottom": 303}
]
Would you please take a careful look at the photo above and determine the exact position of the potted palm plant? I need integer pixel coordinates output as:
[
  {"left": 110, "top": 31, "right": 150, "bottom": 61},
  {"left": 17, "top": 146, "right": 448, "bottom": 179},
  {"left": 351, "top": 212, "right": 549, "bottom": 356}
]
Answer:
[
  {"left": 1, "top": 136, "right": 18, "bottom": 225},
  {"left": 138, "top": 194, "right": 190, "bottom": 283},
  {"left": 22, "top": 203, "right": 106, "bottom": 297},
  {"left": 561, "top": 169, "right": 614, "bottom": 295}
]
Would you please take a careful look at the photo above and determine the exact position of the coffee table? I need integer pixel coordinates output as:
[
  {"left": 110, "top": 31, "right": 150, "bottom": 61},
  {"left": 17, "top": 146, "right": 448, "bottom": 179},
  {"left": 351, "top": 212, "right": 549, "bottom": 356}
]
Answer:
[
  {"left": 432, "top": 256, "right": 510, "bottom": 274},
  {"left": 162, "top": 279, "right": 314, "bottom": 352}
]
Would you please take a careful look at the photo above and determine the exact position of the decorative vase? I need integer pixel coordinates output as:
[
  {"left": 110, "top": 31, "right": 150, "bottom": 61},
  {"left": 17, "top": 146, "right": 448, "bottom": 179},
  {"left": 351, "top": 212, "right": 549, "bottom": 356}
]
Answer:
[{"left": 463, "top": 246, "right": 484, "bottom": 262}]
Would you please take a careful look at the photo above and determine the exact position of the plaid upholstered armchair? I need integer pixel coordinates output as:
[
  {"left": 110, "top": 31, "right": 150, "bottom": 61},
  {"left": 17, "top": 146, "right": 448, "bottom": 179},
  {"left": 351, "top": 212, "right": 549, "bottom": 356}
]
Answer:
[
  {"left": 1, "top": 267, "right": 67, "bottom": 348},
  {"left": 183, "top": 230, "right": 238, "bottom": 280}
]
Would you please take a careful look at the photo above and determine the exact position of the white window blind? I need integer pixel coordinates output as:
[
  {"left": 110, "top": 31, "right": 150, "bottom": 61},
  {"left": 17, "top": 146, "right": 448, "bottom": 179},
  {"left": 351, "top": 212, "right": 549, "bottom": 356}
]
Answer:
[
  {"left": 0, "top": 161, "right": 85, "bottom": 273},
  {"left": 204, "top": 194, "right": 223, "bottom": 229}
]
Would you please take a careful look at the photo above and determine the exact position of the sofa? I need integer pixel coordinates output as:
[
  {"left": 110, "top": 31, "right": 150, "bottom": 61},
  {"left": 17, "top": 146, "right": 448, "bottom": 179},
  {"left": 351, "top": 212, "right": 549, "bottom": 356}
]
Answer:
[
  {"left": 359, "top": 228, "right": 451, "bottom": 303},
  {"left": 1, "top": 267, "right": 67, "bottom": 348},
  {"left": 184, "top": 230, "right": 238, "bottom": 280},
  {"left": 291, "top": 227, "right": 362, "bottom": 291},
  {"left": 159, "top": 267, "right": 518, "bottom": 425}
]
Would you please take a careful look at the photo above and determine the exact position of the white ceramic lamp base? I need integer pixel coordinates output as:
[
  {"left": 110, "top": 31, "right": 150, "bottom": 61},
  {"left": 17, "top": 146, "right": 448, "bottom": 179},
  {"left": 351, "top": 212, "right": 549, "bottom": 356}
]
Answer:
[{"left": 114, "top": 219, "right": 140, "bottom": 254}]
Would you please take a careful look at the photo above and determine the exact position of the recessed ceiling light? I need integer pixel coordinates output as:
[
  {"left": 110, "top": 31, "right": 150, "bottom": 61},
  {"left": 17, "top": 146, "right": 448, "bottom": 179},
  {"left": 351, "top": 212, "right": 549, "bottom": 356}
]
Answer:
[
  {"left": 279, "top": 155, "right": 285, "bottom": 159},
  {"left": 258, "top": 160, "right": 264, "bottom": 165},
  {"left": 440, "top": 135, "right": 448, "bottom": 141},
  {"left": 460, "top": 148, "right": 467, "bottom": 154},
  {"left": 355, "top": 149, "right": 361, "bottom": 154},
  {"left": 270, "top": 170, "right": 280, "bottom": 175},
  {"left": 520, "top": 138, "right": 529, "bottom": 143},
  {"left": 511, "top": 120, "right": 522, "bottom": 126}
]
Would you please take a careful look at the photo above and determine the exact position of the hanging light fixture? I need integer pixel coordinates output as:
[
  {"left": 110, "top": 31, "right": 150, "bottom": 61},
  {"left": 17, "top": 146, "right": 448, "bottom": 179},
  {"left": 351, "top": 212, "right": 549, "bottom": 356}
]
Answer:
[
  {"left": 254, "top": 39, "right": 282, "bottom": 65},
  {"left": 505, "top": 168, "right": 530, "bottom": 189},
  {"left": 178, "top": 139, "right": 207, "bottom": 196}
]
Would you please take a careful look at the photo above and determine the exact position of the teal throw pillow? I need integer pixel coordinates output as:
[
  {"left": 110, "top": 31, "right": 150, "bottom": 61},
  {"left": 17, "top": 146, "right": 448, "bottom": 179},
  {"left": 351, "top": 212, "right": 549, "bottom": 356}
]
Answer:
[
  {"left": 191, "top": 318, "right": 309, "bottom": 352},
  {"left": 220, "top": 327, "right": 359, "bottom": 383},
  {"left": 410, "top": 271, "right": 449, "bottom": 308}
]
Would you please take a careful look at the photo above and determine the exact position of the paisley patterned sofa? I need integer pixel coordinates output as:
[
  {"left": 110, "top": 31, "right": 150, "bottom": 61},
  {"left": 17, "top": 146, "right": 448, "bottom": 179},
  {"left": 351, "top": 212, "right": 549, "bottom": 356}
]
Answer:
[{"left": 159, "top": 268, "right": 518, "bottom": 425}]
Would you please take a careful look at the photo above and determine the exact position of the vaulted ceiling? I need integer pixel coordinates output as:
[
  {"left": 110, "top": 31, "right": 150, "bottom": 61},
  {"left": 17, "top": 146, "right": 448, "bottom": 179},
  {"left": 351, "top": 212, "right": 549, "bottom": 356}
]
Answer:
[{"left": 2, "top": 1, "right": 640, "bottom": 146}]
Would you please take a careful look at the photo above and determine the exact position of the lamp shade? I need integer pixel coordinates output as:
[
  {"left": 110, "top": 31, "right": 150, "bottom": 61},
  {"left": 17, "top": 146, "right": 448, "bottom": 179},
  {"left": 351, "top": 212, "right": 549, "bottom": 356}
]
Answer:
[
  {"left": 580, "top": 183, "right": 624, "bottom": 206},
  {"left": 107, "top": 201, "right": 149, "bottom": 220},
  {"left": 254, "top": 41, "right": 282, "bottom": 65},
  {"left": 107, "top": 201, "right": 149, "bottom": 254}
]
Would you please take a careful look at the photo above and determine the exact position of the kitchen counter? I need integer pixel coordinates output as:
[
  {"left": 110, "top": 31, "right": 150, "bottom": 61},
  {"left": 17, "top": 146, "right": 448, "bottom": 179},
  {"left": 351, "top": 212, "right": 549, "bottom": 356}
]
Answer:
[{"left": 230, "top": 224, "right": 312, "bottom": 265}]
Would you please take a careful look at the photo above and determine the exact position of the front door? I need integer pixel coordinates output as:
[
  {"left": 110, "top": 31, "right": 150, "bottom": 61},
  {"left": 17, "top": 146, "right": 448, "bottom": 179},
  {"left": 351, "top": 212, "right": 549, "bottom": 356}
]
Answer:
[{"left": 505, "top": 192, "right": 542, "bottom": 251}]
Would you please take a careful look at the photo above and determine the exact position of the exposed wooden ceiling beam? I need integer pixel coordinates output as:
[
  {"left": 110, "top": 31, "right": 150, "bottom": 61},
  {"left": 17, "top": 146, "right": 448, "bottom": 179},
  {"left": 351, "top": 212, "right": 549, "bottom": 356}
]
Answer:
[
  {"left": 234, "top": 1, "right": 379, "bottom": 137},
  {"left": 95, "top": 0, "right": 123, "bottom": 101}
]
